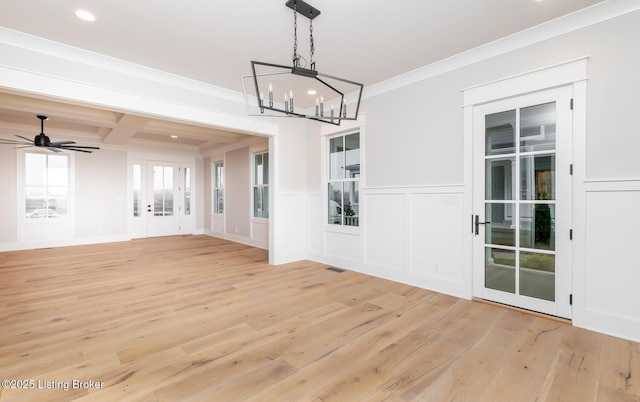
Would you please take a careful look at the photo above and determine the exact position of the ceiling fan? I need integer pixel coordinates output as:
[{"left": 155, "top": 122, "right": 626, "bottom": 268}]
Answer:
[{"left": 0, "top": 115, "right": 100, "bottom": 153}]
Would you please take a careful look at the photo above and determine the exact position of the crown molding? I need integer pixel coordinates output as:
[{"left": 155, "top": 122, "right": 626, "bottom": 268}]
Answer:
[
  {"left": 364, "top": 0, "right": 640, "bottom": 99},
  {"left": 0, "top": 26, "right": 245, "bottom": 104}
]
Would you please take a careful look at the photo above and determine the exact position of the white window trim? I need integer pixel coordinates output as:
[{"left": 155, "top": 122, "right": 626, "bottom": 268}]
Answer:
[
  {"left": 252, "top": 150, "right": 269, "bottom": 221},
  {"left": 212, "top": 160, "right": 224, "bottom": 215},
  {"left": 320, "top": 114, "right": 366, "bottom": 234},
  {"left": 20, "top": 150, "right": 74, "bottom": 223}
]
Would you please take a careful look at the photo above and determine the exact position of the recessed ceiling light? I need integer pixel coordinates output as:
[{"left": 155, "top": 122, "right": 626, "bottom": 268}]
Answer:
[
  {"left": 307, "top": 90, "right": 317, "bottom": 95},
  {"left": 170, "top": 135, "right": 179, "bottom": 139},
  {"left": 75, "top": 9, "right": 96, "bottom": 22}
]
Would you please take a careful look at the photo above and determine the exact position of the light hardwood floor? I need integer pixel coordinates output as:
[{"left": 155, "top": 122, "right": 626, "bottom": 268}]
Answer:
[{"left": 0, "top": 235, "right": 638, "bottom": 401}]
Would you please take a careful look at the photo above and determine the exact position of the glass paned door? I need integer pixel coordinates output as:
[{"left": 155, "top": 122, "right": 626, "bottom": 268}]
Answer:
[
  {"left": 473, "top": 88, "right": 572, "bottom": 318},
  {"left": 146, "top": 162, "right": 180, "bottom": 237}
]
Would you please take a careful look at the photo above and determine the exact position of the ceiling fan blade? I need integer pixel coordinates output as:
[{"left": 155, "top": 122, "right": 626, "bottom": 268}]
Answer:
[
  {"left": 15, "top": 135, "right": 34, "bottom": 142},
  {"left": 49, "top": 141, "right": 76, "bottom": 146},
  {"left": 0, "top": 139, "right": 31, "bottom": 145},
  {"left": 63, "top": 147, "right": 94, "bottom": 153},
  {"left": 45, "top": 146, "right": 62, "bottom": 153},
  {"left": 58, "top": 145, "right": 101, "bottom": 150}
]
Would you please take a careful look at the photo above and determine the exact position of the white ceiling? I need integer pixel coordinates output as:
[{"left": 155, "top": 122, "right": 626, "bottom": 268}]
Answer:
[{"left": 0, "top": 0, "right": 606, "bottom": 149}]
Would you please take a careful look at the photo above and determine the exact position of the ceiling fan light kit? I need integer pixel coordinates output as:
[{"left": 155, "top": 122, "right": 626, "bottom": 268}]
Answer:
[
  {"left": 0, "top": 115, "right": 100, "bottom": 153},
  {"left": 242, "top": 0, "right": 363, "bottom": 126}
]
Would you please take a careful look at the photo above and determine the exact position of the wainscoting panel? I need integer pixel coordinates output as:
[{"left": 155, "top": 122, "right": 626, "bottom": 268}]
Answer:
[
  {"left": 584, "top": 188, "right": 640, "bottom": 337},
  {"left": 272, "top": 191, "right": 307, "bottom": 263},
  {"left": 324, "top": 231, "right": 361, "bottom": 263},
  {"left": 410, "top": 192, "right": 465, "bottom": 283},
  {"left": 364, "top": 193, "right": 406, "bottom": 271},
  {"left": 211, "top": 215, "right": 224, "bottom": 234}
]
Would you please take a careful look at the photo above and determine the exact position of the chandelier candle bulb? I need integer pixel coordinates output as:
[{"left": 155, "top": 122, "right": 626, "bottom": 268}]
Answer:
[
  {"left": 268, "top": 84, "right": 273, "bottom": 107},
  {"left": 320, "top": 95, "right": 324, "bottom": 116},
  {"left": 315, "top": 98, "right": 320, "bottom": 116},
  {"left": 343, "top": 99, "right": 347, "bottom": 118},
  {"left": 284, "top": 93, "right": 289, "bottom": 113},
  {"left": 289, "top": 90, "right": 294, "bottom": 112},
  {"left": 260, "top": 92, "right": 265, "bottom": 113}
]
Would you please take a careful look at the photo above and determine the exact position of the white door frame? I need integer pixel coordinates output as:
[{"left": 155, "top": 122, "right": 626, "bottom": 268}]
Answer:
[
  {"left": 471, "top": 87, "right": 573, "bottom": 318},
  {"left": 462, "top": 57, "right": 588, "bottom": 319},
  {"left": 128, "top": 158, "right": 195, "bottom": 238}
]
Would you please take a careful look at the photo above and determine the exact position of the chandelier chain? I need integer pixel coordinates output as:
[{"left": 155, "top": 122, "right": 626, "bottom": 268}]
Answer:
[
  {"left": 309, "top": 20, "right": 314, "bottom": 68},
  {"left": 293, "top": 1, "right": 299, "bottom": 66}
]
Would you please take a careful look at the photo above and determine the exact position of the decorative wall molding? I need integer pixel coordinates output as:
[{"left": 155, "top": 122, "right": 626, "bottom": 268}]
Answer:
[{"left": 365, "top": 1, "right": 639, "bottom": 99}]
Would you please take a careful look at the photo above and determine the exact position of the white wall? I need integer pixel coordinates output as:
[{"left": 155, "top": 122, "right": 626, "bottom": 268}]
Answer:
[
  {"left": 305, "top": 8, "right": 640, "bottom": 342},
  {"left": 75, "top": 149, "right": 128, "bottom": 239}
]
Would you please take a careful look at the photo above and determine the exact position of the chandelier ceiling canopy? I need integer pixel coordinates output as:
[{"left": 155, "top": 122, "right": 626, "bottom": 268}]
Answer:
[{"left": 242, "top": 0, "right": 364, "bottom": 126}]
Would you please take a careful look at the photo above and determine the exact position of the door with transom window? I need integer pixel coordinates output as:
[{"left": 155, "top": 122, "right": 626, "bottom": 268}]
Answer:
[{"left": 472, "top": 87, "right": 573, "bottom": 319}]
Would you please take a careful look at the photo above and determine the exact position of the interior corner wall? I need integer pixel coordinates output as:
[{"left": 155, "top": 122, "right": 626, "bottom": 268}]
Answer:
[
  {"left": 270, "top": 118, "right": 312, "bottom": 264},
  {"left": 305, "top": 10, "right": 640, "bottom": 342},
  {"left": 225, "top": 147, "right": 251, "bottom": 239}
]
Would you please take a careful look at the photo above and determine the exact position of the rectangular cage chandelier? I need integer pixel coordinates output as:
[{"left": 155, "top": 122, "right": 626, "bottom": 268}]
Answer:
[{"left": 242, "top": 0, "right": 363, "bottom": 126}]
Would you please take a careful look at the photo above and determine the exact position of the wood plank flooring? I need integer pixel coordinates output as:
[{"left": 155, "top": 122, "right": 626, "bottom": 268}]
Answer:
[{"left": 0, "top": 235, "right": 638, "bottom": 401}]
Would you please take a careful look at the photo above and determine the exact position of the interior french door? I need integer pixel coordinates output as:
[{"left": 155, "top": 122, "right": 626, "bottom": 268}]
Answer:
[
  {"left": 472, "top": 87, "right": 573, "bottom": 319},
  {"left": 146, "top": 161, "right": 181, "bottom": 237}
]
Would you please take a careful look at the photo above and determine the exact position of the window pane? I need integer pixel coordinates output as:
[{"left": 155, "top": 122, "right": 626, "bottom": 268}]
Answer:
[
  {"left": 486, "top": 110, "right": 516, "bottom": 156},
  {"left": 154, "top": 165, "right": 174, "bottom": 216},
  {"left": 133, "top": 164, "right": 141, "bottom": 217},
  {"left": 520, "top": 204, "right": 555, "bottom": 251},
  {"left": 262, "top": 186, "right": 269, "bottom": 219},
  {"left": 255, "top": 154, "right": 264, "bottom": 185},
  {"left": 520, "top": 102, "right": 556, "bottom": 153},
  {"left": 520, "top": 251, "right": 555, "bottom": 301},
  {"left": 344, "top": 181, "right": 359, "bottom": 227},
  {"left": 25, "top": 153, "right": 46, "bottom": 186},
  {"left": 520, "top": 154, "right": 555, "bottom": 200},
  {"left": 164, "top": 167, "right": 173, "bottom": 216},
  {"left": 214, "top": 189, "right": 224, "bottom": 214},
  {"left": 184, "top": 167, "right": 191, "bottom": 216},
  {"left": 262, "top": 153, "right": 269, "bottom": 185},
  {"left": 328, "top": 182, "right": 342, "bottom": 225},
  {"left": 345, "top": 133, "right": 360, "bottom": 179},
  {"left": 253, "top": 186, "right": 261, "bottom": 217},
  {"left": 48, "top": 155, "right": 68, "bottom": 186},
  {"left": 485, "top": 203, "right": 514, "bottom": 246},
  {"left": 48, "top": 187, "right": 68, "bottom": 216},
  {"left": 214, "top": 162, "right": 224, "bottom": 188},
  {"left": 329, "top": 136, "right": 344, "bottom": 180},
  {"left": 214, "top": 162, "right": 224, "bottom": 214},
  {"left": 485, "top": 157, "right": 515, "bottom": 201},
  {"left": 25, "top": 187, "right": 46, "bottom": 217},
  {"left": 485, "top": 247, "right": 515, "bottom": 294},
  {"left": 25, "top": 153, "right": 68, "bottom": 219}
]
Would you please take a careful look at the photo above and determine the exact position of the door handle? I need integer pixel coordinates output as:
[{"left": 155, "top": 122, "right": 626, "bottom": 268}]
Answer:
[{"left": 474, "top": 215, "right": 490, "bottom": 236}]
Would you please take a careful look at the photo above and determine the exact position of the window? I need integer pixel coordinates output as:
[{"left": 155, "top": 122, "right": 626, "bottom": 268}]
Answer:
[
  {"left": 133, "top": 164, "right": 141, "bottom": 217},
  {"left": 213, "top": 161, "right": 224, "bottom": 214},
  {"left": 25, "top": 152, "right": 69, "bottom": 219},
  {"left": 328, "top": 132, "right": 360, "bottom": 226},
  {"left": 253, "top": 152, "right": 269, "bottom": 218},
  {"left": 184, "top": 167, "right": 192, "bottom": 215},
  {"left": 153, "top": 165, "right": 174, "bottom": 216}
]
